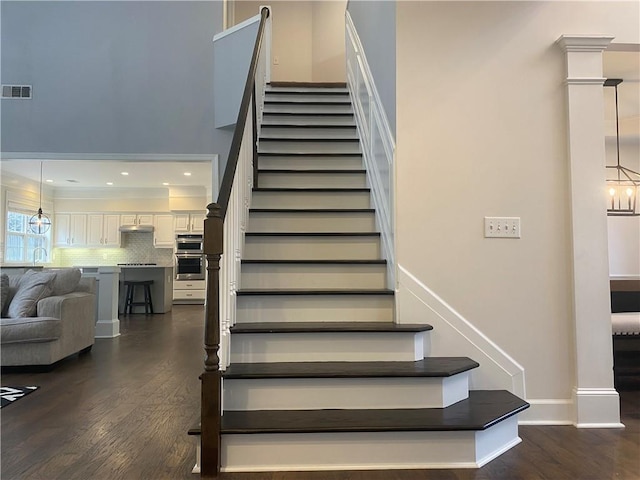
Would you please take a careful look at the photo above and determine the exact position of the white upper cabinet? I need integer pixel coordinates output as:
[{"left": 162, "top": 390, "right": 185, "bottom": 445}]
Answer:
[
  {"left": 174, "top": 212, "right": 206, "bottom": 233},
  {"left": 54, "top": 213, "right": 87, "bottom": 247},
  {"left": 153, "top": 214, "right": 175, "bottom": 248},
  {"left": 87, "top": 214, "right": 121, "bottom": 247},
  {"left": 120, "top": 214, "right": 154, "bottom": 226}
]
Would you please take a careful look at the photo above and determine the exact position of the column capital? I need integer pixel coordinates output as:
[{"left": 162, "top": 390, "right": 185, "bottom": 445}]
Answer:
[{"left": 556, "top": 35, "right": 615, "bottom": 52}]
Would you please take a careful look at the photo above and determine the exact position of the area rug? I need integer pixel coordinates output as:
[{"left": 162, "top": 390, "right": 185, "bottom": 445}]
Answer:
[{"left": 0, "top": 386, "right": 39, "bottom": 408}]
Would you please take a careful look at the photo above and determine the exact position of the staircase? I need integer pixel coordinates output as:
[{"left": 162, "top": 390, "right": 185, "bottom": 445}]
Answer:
[{"left": 192, "top": 84, "right": 529, "bottom": 473}]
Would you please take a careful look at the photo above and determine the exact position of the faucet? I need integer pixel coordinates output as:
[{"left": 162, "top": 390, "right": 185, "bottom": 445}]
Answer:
[{"left": 33, "top": 247, "right": 48, "bottom": 266}]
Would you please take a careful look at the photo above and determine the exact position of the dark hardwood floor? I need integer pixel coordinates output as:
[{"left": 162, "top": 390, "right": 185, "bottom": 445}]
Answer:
[{"left": 2, "top": 305, "right": 639, "bottom": 480}]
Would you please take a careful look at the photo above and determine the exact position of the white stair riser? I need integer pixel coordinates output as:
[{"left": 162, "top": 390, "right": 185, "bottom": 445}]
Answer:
[
  {"left": 262, "top": 115, "right": 355, "bottom": 127},
  {"left": 244, "top": 236, "right": 380, "bottom": 260},
  {"left": 236, "top": 294, "right": 394, "bottom": 323},
  {"left": 258, "top": 172, "right": 367, "bottom": 188},
  {"left": 259, "top": 140, "right": 361, "bottom": 155},
  {"left": 263, "top": 104, "right": 353, "bottom": 115},
  {"left": 260, "top": 127, "right": 358, "bottom": 139},
  {"left": 240, "top": 264, "right": 387, "bottom": 289},
  {"left": 224, "top": 374, "right": 469, "bottom": 410},
  {"left": 229, "top": 331, "right": 427, "bottom": 363},
  {"left": 220, "top": 416, "right": 521, "bottom": 471},
  {"left": 265, "top": 93, "right": 350, "bottom": 103},
  {"left": 248, "top": 211, "right": 376, "bottom": 233},
  {"left": 258, "top": 155, "right": 363, "bottom": 170},
  {"left": 251, "top": 191, "right": 371, "bottom": 209}
]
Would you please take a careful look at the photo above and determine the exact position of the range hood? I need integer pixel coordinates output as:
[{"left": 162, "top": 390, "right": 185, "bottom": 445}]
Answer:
[{"left": 119, "top": 225, "right": 154, "bottom": 233}]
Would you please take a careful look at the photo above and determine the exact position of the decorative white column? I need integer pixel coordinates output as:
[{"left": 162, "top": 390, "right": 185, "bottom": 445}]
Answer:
[
  {"left": 556, "top": 35, "right": 623, "bottom": 428},
  {"left": 94, "top": 266, "right": 121, "bottom": 338}
]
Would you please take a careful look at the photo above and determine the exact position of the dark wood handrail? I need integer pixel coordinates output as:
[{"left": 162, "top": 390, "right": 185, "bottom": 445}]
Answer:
[
  {"left": 200, "top": 7, "right": 269, "bottom": 478},
  {"left": 217, "top": 6, "right": 270, "bottom": 218}
]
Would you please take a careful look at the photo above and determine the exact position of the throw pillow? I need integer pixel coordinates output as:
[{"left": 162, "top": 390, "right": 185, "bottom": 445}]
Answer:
[
  {"left": 0, "top": 274, "right": 9, "bottom": 315},
  {"left": 7, "top": 270, "right": 56, "bottom": 318},
  {"left": 48, "top": 268, "right": 82, "bottom": 296},
  {"left": 1, "top": 275, "right": 21, "bottom": 318}
]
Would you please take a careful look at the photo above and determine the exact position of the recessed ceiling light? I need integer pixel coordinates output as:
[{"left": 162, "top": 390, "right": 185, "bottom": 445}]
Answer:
[
  {"left": 162, "top": 182, "right": 169, "bottom": 186},
  {"left": 45, "top": 179, "right": 53, "bottom": 183},
  {"left": 183, "top": 172, "right": 192, "bottom": 176},
  {"left": 121, "top": 172, "right": 129, "bottom": 176},
  {"left": 106, "top": 182, "right": 114, "bottom": 186}
]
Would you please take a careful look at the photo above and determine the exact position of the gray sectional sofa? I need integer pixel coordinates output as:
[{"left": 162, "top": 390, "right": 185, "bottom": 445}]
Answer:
[{"left": 1, "top": 268, "right": 96, "bottom": 367}]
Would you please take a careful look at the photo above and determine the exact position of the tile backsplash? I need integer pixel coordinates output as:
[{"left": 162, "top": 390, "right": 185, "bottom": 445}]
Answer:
[{"left": 53, "top": 232, "right": 174, "bottom": 267}]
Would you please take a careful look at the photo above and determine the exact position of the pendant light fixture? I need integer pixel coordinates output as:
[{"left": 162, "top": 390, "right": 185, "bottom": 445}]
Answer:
[
  {"left": 28, "top": 161, "right": 52, "bottom": 234},
  {"left": 605, "top": 78, "right": 639, "bottom": 216}
]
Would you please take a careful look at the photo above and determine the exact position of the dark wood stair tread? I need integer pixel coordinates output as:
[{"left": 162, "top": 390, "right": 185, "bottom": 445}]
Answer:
[
  {"left": 260, "top": 137, "right": 358, "bottom": 142},
  {"left": 244, "top": 232, "right": 380, "bottom": 237},
  {"left": 223, "top": 357, "right": 479, "bottom": 379},
  {"left": 236, "top": 289, "right": 393, "bottom": 296},
  {"left": 230, "top": 321, "right": 431, "bottom": 334},
  {"left": 258, "top": 169, "right": 366, "bottom": 174},
  {"left": 258, "top": 152, "right": 361, "bottom": 157},
  {"left": 262, "top": 112, "right": 354, "bottom": 117},
  {"left": 253, "top": 187, "right": 370, "bottom": 192},
  {"left": 249, "top": 208, "right": 375, "bottom": 213},
  {"left": 261, "top": 124, "right": 355, "bottom": 128},
  {"left": 188, "top": 391, "right": 528, "bottom": 435},
  {"left": 241, "top": 259, "right": 387, "bottom": 265}
]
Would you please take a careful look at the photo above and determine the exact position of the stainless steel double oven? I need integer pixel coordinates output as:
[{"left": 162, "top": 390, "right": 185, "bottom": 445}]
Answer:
[{"left": 175, "top": 234, "right": 205, "bottom": 280}]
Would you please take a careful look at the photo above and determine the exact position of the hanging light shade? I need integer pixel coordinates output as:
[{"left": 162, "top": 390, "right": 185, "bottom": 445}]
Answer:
[
  {"left": 604, "top": 78, "right": 640, "bottom": 216},
  {"left": 28, "top": 162, "right": 52, "bottom": 234}
]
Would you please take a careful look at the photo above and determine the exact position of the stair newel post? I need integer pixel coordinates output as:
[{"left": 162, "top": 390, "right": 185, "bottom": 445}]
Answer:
[{"left": 201, "top": 202, "right": 223, "bottom": 477}]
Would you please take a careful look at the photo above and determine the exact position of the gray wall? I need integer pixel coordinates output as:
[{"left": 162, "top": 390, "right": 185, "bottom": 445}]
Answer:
[
  {"left": 347, "top": 0, "right": 396, "bottom": 136},
  {"left": 1, "top": 1, "right": 227, "bottom": 156},
  {"left": 213, "top": 19, "right": 260, "bottom": 128}
]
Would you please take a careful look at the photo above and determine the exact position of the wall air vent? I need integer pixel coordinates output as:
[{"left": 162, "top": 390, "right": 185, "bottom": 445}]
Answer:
[{"left": 2, "top": 85, "right": 32, "bottom": 99}]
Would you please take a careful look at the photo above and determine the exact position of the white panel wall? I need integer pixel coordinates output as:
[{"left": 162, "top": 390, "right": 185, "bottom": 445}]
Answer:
[{"left": 395, "top": 0, "right": 639, "bottom": 422}]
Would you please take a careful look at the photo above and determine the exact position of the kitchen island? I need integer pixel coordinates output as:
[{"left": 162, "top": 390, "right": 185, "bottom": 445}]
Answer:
[{"left": 117, "top": 265, "right": 174, "bottom": 314}]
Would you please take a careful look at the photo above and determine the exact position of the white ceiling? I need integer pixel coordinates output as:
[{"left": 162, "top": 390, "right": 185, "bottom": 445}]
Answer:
[
  {"left": 0, "top": 160, "right": 214, "bottom": 191},
  {"left": 603, "top": 50, "right": 640, "bottom": 138}
]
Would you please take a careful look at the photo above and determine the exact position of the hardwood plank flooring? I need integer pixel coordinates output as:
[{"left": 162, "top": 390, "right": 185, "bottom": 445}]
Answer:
[{"left": 2, "top": 305, "right": 639, "bottom": 480}]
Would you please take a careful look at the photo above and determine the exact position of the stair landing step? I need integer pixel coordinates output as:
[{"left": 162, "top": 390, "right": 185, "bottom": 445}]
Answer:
[
  {"left": 236, "top": 289, "right": 393, "bottom": 297},
  {"left": 253, "top": 187, "right": 370, "bottom": 192},
  {"left": 218, "top": 391, "right": 528, "bottom": 434},
  {"left": 241, "top": 259, "right": 386, "bottom": 265},
  {"left": 230, "top": 321, "right": 432, "bottom": 334},
  {"left": 223, "top": 357, "right": 479, "bottom": 379},
  {"left": 245, "top": 232, "right": 380, "bottom": 237},
  {"left": 250, "top": 208, "right": 375, "bottom": 213}
]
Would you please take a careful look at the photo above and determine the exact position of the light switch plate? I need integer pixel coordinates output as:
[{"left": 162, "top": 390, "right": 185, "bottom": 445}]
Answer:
[{"left": 484, "top": 217, "right": 521, "bottom": 238}]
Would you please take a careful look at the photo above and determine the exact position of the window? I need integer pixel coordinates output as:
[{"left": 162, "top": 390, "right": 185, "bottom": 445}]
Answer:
[{"left": 5, "top": 210, "right": 51, "bottom": 263}]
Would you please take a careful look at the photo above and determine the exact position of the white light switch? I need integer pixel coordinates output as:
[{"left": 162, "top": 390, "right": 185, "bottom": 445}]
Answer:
[{"left": 484, "top": 217, "right": 521, "bottom": 238}]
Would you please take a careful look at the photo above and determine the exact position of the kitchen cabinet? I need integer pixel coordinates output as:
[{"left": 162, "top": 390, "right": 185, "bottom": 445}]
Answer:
[
  {"left": 120, "top": 214, "right": 154, "bottom": 227},
  {"left": 87, "top": 214, "right": 121, "bottom": 247},
  {"left": 54, "top": 213, "right": 87, "bottom": 247},
  {"left": 153, "top": 215, "right": 174, "bottom": 248},
  {"left": 173, "top": 279, "right": 206, "bottom": 304},
  {"left": 174, "top": 212, "right": 206, "bottom": 233}
]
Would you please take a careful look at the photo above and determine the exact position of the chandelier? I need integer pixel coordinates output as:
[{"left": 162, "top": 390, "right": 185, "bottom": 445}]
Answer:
[
  {"left": 28, "top": 161, "right": 52, "bottom": 234},
  {"left": 605, "top": 78, "right": 639, "bottom": 216}
]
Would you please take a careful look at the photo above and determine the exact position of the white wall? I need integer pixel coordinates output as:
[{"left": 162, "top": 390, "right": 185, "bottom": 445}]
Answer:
[
  {"left": 233, "top": 0, "right": 345, "bottom": 82},
  {"left": 395, "top": 1, "right": 639, "bottom": 419},
  {"left": 311, "top": 1, "right": 347, "bottom": 83}
]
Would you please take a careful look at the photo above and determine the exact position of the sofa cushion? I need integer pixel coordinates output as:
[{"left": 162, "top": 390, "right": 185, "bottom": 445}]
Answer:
[
  {"left": 48, "top": 268, "right": 82, "bottom": 296},
  {"left": 7, "top": 270, "right": 56, "bottom": 318},
  {"left": 0, "top": 316, "right": 61, "bottom": 344},
  {"left": 1, "top": 275, "right": 20, "bottom": 318},
  {"left": 0, "top": 274, "right": 9, "bottom": 314}
]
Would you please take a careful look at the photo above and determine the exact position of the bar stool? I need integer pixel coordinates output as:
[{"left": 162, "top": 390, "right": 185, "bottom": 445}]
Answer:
[{"left": 123, "top": 280, "right": 154, "bottom": 314}]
